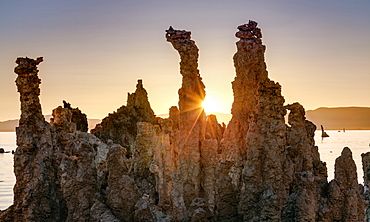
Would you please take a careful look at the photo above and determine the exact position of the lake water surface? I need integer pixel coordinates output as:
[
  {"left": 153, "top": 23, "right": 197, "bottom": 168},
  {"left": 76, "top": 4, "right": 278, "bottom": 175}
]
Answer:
[
  {"left": 0, "top": 130, "right": 369, "bottom": 210},
  {"left": 0, "top": 132, "right": 16, "bottom": 210}
]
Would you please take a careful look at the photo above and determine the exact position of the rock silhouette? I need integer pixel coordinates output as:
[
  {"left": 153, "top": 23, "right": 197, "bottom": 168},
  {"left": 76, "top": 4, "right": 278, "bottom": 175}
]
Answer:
[
  {"left": 0, "top": 21, "right": 367, "bottom": 221},
  {"left": 91, "top": 79, "right": 156, "bottom": 157},
  {"left": 62, "top": 100, "right": 88, "bottom": 132},
  {"left": 321, "top": 125, "right": 330, "bottom": 137}
]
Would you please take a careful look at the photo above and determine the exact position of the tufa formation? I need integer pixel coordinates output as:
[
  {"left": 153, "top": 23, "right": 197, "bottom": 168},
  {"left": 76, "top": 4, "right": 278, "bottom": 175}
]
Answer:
[
  {"left": 91, "top": 79, "right": 156, "bottom": 157},
  {"left": 0, "top": 21, "right": 368, "bottom": 221},
  {"left": 62, "top": 100, "right": 88, "bottom": 132}
]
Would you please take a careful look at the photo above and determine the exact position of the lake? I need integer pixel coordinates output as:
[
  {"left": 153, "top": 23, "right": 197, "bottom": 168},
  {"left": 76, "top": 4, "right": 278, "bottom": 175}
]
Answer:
[
  {"left": 0, "top": 130, "right": 369, "bottom": 210},
  {"left": 0, "top": 132, "right": 16, "bottom": 210}
]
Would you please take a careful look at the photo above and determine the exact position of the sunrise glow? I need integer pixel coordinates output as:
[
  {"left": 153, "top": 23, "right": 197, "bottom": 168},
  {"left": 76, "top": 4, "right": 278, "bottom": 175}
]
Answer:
[{"left": 202, "top": 96, "right": 221, "bottom": 114}]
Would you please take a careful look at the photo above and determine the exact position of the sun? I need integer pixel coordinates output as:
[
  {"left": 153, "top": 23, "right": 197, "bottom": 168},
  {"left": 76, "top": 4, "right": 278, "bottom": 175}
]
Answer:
[{"left": 202, "top": 96, "right": 221, "bottom": 114}]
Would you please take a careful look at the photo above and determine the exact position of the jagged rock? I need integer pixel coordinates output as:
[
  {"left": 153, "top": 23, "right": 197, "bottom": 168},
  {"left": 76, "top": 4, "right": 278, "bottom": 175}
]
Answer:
[
  {"left": 2, "top": 21, "right": 368, "bottom": 222},
  {"left": 169, "top": 106, "right": 180, "bottom": 130},
  {"left": 0, "top": 57, "right": 136, "bottom": 221},
  {"left": 205, "top": 114, "right": 224, "bottom": 143},
  {"left": 236, "top": 20, "right": 262, "bottom": 40},
  {"left": 285, "top": 102, "right": 327, "bottom": 182},
  {"left": 14, "top": 57, "right": 45, "bottom": 129},
  {"left": 165, "top": 27, "right": 191, "bottom": 40},
  {"left": 141, "top": 121, "right": 176, "bottom": 213},
  {"left": 165, "top": 27, "right": 205, "bottom": 126},
  {"left": 214, "top": 160, "right": 241, "bottom": 221},
  {"left": 238, "top": 78, "right": 288, "bottom": 221},
  {"left": 166, "top": 26, "right": 206, "bottom": 214},
  {"left": 362, "top": 152, "right": 370, "bottom": 220},
  {"left": 133, "top": 122, "right": 159, "bottom": 205},
  {"left": 319, "top": 147, "right": 365, "bottom": 221},
  {"left": 90, "top": 201, "right": 120, "bottom": 222},
  {"left": 63, "top": 100, "right": 88, "bottom": 132},
  {"left": 281, "top": 103, "right": 328, "bottom": 221},
  {"left": 1, "top": 57, "right": 61, "bottom": 222},
  {"left": 187, "top": 198, "right": 212, "bottom": 221},
  {"left": 50, "top": 106, "right": 76, "bottom": 132},
  {"left": 362, "top": 152, "right": 370, "bottom": 185},
  {"left": 91, "top": 79, "right": 156, "bottom": 156},
  {"left": 321, "top": 125, "right": 330, "bottom": 137},
  {"left": 134, "top": 195, "right": 154, "bottom": 221},
  {"left": 106, "top": 144, "right": 141, "bottom": 221},
  {"left": 221, "top": 20, "right": 268, "bottom": 164}
]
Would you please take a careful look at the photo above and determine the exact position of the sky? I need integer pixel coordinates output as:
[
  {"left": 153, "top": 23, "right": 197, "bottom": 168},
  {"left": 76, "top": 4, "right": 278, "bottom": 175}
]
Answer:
[{"left": 0, "top": 0, "right": 369, "bottom": 121}]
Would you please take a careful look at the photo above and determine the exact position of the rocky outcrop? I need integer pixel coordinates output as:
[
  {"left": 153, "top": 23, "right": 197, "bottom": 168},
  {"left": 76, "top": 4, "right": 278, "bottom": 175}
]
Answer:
[
  {"left": 166, "top": 26, "right": 206, "bottom": 214},
  {"left": 361, "top": 152, "right": 370, "bottom": 220},
  {"left": 62, "top": 100, "right": 88, "bottom": 132},
  {"left": 205, "top": 114, "right": 224, "bottom": 143},
  {"left": 318, "top": 148, "right": 365, "bottom": 221},
  {"left": 221, "top": 20, "right": 267, "bottom": 161},
  {"left": 91, "top": 79, "right": 156, "bottom": 156},
  {"left": 321, "top": 125, "right": 330, "bottom": 137},
  {"left": 280, "top": 103, "right": 328, "bottom": 221},
  {"left": 220, "top": 21, "right": 326, "bottom": 221},
  {"left": 362, "top": 152, "right": 370, "bottom": 186},
  {"left": 1, "top": 21, "right": 367, "bottom": 222},
  {"left": 106, "top": 144, "right": 141, "bottom": 221},
  {"left": 0, "top": 57, "right": 126, "bottom": 221}
]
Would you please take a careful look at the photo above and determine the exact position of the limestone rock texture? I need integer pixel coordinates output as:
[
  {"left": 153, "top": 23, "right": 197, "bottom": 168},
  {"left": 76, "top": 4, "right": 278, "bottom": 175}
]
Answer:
[
  {"left": 362, "top": 152, "right": 370, "bottom": 221},
  {"left": 0, "top": 57, "right": 121, "bottom": 221},
  {"left": 62, "top": 100, "right": 88, "bottom": 132},
  {"left": 1, "top": 21, "right": 368, "bottom": 222},
  {"left": 91, "top": 79, "right": 156, "bottom": 156},
  {"left": 317, "top": 147, "right": 365, "bottom": 221}
]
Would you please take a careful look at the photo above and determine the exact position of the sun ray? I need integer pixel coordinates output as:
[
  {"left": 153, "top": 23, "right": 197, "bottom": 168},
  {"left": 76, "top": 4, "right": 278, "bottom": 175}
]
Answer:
[{"left": 202, "top": 96, "right": 220, "bottom": 114}]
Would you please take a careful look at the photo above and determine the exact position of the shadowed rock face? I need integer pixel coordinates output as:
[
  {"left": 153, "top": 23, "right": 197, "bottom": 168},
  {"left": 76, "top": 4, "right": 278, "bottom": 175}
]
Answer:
[
  {"left": 222, "top": 20, "right": 268, "bottom": 157},
  {"left": 0, "top": 57, "right": 128, "bottom": 221},
  {"left": 15, "top": 57, "right": 45, "bottom": 128},
  {"left": 91, "top": 79, "right": 156, "bottom": 156},
  {"left": 316, "top": 148, "right": 365, "bottom": 221},
  {"left": 165, "top": 26, "right": 208, "bottom": 219},
  {"left": 1, "top": 21, "right": 367, "bottom": 222},
  {"left": 165, "top": 26, "right": 206, "bottom": 130},
  {"left": 362, "top": 152, "right": 370, "bottom": 220},
  {"left": 62, "top": 100, "right": 88, "bottom": 132},
  {"left": 6, "top": 57, "right": 63, "bottom": 221}
]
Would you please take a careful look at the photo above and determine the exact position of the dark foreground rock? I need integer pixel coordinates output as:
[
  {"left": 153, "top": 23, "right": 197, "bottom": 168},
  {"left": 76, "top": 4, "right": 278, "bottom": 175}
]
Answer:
[
  {"left": 0, "top": 21, "right": 367, "bottom": 221},
  {"left": 62, "top": 100, "right": 88, "bottom": 132},
  {"left": 91, "top": 79, "right": 156, "bottom": 157}
]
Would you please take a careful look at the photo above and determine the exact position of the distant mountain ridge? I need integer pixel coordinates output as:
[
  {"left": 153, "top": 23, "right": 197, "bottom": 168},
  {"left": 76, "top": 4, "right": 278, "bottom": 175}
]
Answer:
[
  {"left": 306, "top": 107, "right": 370, "bottom": 130},
  {"left": 0, "top": 119, "right": 19, "bottom": 132},
  {"left": 1, "top": 107, "right": 369, "bottom": 131},
  {"left": 0, "top": 115, "right": 101, "bottom": 132},
  {"left": 159, "top": 107, "right": 370, "bottom": 130}
]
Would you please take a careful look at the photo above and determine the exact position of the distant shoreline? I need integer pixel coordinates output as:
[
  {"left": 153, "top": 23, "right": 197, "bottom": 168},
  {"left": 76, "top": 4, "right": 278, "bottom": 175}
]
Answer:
[
  {"left": 1, "top": 106, "right": 369, "bottom": 131},
  {"left": 0, "top": 127, "right": 370, "bottom": 133}
]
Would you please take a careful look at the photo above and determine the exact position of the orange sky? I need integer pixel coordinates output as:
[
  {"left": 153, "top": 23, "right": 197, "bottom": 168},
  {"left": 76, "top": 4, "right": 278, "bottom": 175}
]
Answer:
[{"left": 0, "top": 1, "right": 369, "bottom": 121}]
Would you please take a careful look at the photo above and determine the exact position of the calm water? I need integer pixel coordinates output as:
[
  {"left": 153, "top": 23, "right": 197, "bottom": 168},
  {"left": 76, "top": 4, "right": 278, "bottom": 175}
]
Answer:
[
  {"left": 315, "top": 130, "right": 370, "bottom": 183},
  {"left": 0, "top": 132, "right": 16, "bottom": 210},
  {"left": 0, "top": 131, "right": 369, "bottom": 210}
]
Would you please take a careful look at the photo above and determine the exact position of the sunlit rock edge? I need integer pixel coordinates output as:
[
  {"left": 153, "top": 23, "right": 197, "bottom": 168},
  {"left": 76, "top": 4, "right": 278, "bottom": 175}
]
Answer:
[{"left": 0, "top": 21, "right": 369, "bottom": 221}]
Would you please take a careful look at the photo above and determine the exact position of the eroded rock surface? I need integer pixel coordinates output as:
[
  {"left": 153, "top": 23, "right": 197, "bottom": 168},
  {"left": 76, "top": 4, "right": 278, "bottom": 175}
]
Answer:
[
  {"left": 91, "top": 79, "right": 156, "bottom": 156},
  {"left": 0, "top": 57, "right": 122, "bottom": 221},
  {"left": 1, "top": 21, "right": 367, "bottom": 222},
  {"left": 62, "top": 100, "right": 88, "bottom": 132},
  {"left": 318, "top": 148, "right": 365, "bottom": 221},
  {"left": 166, "top": 26, "right": 207, "bottom": 216},
  {"left": 361, "top": 152, "right": 370, "bottom": 221}
]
